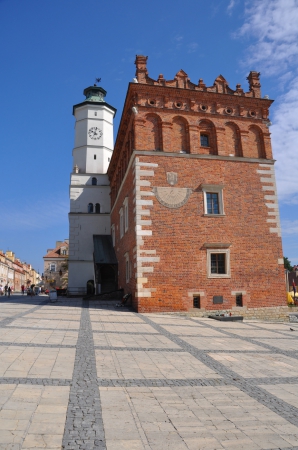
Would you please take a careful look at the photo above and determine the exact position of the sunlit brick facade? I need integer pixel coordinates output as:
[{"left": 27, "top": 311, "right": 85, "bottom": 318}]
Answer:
[{"left": 108, "top": 55, "right": 285, "bottom": 313}]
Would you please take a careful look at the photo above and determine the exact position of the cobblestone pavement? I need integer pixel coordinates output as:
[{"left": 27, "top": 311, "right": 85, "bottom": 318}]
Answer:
[{"left": 1, "top": 296, "right": 298, "bottom": 449}]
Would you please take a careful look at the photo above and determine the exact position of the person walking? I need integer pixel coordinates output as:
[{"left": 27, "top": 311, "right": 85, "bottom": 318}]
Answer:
[
  {"left": 0, "top": 284, "right": 3, "bottom": 296},
  {"left": 21, "top": 285, "right": 25, "bottom": 295},
  {"left": 7, "top": 286, "right": 11, "bottom": 297},
  {"left": 4, "top": 285, "right": 8, "bottom": 296}
]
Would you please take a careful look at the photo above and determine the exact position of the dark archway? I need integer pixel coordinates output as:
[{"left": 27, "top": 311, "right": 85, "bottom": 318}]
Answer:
[{"left": 86, "top": 279, "right": 94, "bottom": 295}]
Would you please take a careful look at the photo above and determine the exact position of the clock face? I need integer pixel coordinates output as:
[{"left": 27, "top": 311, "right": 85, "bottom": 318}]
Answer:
[{"left": 88, "top": 127, "right": 102, "bottom": 140}]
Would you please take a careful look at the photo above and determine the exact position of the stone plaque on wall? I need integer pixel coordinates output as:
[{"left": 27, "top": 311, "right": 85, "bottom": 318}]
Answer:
[
  {"left": 153, "top": 187, "right": 192, "bottom": 209},
  {"left": 213, "top": 296, "right": 223, "bottom": 304}
]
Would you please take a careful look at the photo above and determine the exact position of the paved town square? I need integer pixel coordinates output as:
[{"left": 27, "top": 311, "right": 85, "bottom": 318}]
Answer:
[{"left": 1, "top": 295, "right": 298, "bottom": 449}]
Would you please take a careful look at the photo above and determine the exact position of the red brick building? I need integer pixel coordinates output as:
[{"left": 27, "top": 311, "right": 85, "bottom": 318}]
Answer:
[{"left": 108, "top": 55, "right": 285, "bottom": 313}]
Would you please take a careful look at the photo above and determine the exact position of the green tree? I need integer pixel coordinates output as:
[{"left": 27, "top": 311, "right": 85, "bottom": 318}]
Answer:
[{"left": 284, "top": 256, "right": 293, "bottom": 271}]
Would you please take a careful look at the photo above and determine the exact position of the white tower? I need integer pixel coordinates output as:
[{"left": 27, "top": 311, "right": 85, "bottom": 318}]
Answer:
[{"left": 68, "top": 85, "right": 116, "bottom": 295}]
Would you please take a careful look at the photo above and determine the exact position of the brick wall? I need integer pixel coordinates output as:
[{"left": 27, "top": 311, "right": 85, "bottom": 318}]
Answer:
[{"left": 108, "top": 56, "right": 285, "bottom": 313}]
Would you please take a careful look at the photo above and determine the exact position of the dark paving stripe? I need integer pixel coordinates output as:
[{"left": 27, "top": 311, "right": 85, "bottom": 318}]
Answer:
[
  {"left": 141, "top": 314, "right": 298, "bottom": 428},
  {"left": 62, "top": 300, "right": 106, "bottom": 450}
]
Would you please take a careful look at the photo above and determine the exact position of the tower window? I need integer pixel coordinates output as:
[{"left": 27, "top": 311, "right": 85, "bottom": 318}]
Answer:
[
  {"left": 94, "top": 155, "right": 97, "bottom": 160},
  {"left": 200, "top": 134, "right": 209, "bottom": 147},
  {"left": 92, "top": 177, "right": 97, "bottom": 185},
  {"left": 94, "top": 112, "right": 97, "bottom": 116},
  {"left": 88, "top": 203, "right": 93, "bottom": 213}
]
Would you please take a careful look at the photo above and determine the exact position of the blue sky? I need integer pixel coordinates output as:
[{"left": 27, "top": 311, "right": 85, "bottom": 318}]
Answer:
[{"left": 0, "top": 0, "right": 297, "bottom": 272}]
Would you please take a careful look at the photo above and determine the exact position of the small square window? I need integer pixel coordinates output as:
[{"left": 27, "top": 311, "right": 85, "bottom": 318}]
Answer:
[
  {"left": 193, "top": 296, "right": 200, "bottom": 308},
  {"left": 200, "top": 134, "right": 209, "bottom": 147},
  {"left": 206, "top": 248, "right": 230, "bottom": 278}
]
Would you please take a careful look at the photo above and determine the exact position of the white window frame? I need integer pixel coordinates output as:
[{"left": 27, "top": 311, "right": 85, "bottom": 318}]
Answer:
[
  {"left": 206, "top": 248, "right": 230, "bottom": 279},
  {"left": 123, "top": 197, "right": 129, "bottom": 233},
  {"left": 202, "top": 184, "right": 225, "bottom": 216},
  {"left": 111, "top": 224, "right": 115, "bottom": 246},
  {"left": 119, "top": 208, "right": 124, "bottom": 238},
  {"left": 124, "top": 252, "right": 130, "bottom": 283},
  {"left": 50, "top": 263, "right": 56, "bottom": 272}
]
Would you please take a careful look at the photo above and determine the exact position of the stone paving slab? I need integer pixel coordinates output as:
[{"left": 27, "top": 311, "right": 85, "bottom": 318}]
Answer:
[
  {"left": 93, "top": 332, "right": 181, "bottom": 349},
  {"left": 0, "top": 328, "right": 78, "bottom": 346},
  {"left": 1, "top": 296, "right": 298, "bottom": 449}
]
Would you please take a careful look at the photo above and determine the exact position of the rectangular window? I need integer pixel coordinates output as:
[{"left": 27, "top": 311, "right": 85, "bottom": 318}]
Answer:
[
  {"left": 111, "top": 224, "right": 115, "bottom": 246},
  {"left": 50, "top": 264, "right": 56, "bottom": 272},
  {"left": 123, "top": 198, "right": 128, "bottom": 232},
  {"left": 119, "top": 208, "right": 124, "bottom": 238},
  {"left": 94, "top": 155, "right": 96, "bottom": 160},
  {"left": 125, "top": 253, "right": 130, "bottom": 283},
  {"left": 200, "top": 134, "right": 209, "bottom": 147},
  {"left": 193, "top": 296, "right": 200, "bottom": 308},
  {"left": 211, "top": 253, "right": 226, "bottom": 274},
  {"left": 202, "top": 184, "right": 224, "bottom": 216},
  {"left": 206, "top": 248, "right": 230, "bottom": 278},
  {"left": 206, "top": 193, "right": 219, "bottom": 214},
  {"left": 236, "top": 293, "right": 243, "bottom": 307}
]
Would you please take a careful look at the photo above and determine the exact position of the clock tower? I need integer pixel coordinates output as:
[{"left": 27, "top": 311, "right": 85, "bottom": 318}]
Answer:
[{"left": 68, "top": 85, "right": 117, "bottom": 295}]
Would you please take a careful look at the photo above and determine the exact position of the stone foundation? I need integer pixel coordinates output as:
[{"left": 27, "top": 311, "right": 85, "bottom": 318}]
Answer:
[{"left": 185, "top": 305, "right": 298, "bottom": 322}]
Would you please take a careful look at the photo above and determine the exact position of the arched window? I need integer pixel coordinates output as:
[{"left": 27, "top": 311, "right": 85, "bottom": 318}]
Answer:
[
  {"left": 199, "top": 120, "right": 217, "bottom": 155},
  {"left": 88, "top": 203, "right": 94, "bottom": 213},
  {"left": 172, "top": 117, "right": 189, "bottom": 153},
  {"left": 225, "top": 122, "right": 242, "bottom": 157},
  {"left": 95, "top": 203, "right": 100, "bottom": 213},
  {"left": 144, "top": 114, "right": 162, "bottom": 151},
  {"left": 92, "top": 177, "right": 97, "bottom": 185},
  {"left": 248, "top": 126, "right": 265, "bottom": 159}
]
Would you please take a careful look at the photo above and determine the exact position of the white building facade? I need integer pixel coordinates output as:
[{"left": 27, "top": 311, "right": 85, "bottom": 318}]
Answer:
[{"left": 68, "top": 86, "right": 116, "bottom": 295}]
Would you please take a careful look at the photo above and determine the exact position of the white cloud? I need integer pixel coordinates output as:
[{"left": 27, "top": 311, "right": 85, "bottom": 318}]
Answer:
[
  {"left": 187, "top": 42, "right": 198, "bottom": 53},
  {"left": 281, "top": 219, "right": 298, "bottom": 235},
  {"left": 227, "top": 0, "right": 236, "bottom": 13},
  {"left": 270, "top": 76, "right": 298, "bottom": 202},
  {"left": 235, "top": 0, "right": 298, "bottom": 204},
  {"left": 237, "top": 0, "right": 298, "bottom": 75}
]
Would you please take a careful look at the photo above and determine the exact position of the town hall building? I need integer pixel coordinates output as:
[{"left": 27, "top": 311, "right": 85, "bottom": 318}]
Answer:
[{"left": 68, "top": 55, "right": 285, "bottom": 313}]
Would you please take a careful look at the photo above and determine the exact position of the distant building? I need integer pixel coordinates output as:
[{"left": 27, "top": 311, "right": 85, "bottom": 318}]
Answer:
[
  {"left": 43, "top": 240, "right": 69, "bottom": 290},
  {"left": 0, "top": 250, "right": 39, "bottom": 291}
]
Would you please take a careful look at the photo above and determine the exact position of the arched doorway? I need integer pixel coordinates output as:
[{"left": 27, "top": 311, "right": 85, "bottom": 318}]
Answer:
[{"left": 86, "top": 279, "right": 94, "bottom": 295}]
